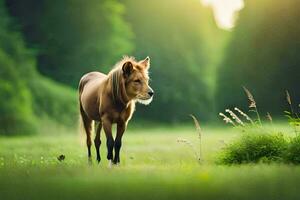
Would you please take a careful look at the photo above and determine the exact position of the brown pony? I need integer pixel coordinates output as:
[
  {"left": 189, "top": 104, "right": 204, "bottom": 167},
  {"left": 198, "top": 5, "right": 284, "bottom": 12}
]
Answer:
[{"left": 78, "top": 56, "right": 153, "bottom": 165}]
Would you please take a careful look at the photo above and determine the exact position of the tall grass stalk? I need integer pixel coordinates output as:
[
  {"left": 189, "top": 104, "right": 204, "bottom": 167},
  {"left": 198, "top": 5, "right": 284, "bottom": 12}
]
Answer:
[
  {"left": 286, "top": 90, "right": 294, "bottom": 115},
  {"left": 266, "top": 112, "right": 275, "bottom": 132},
  {"left": 243, "top": 86, "right": 262, "bottom": 126},
  {"left": 190, "top": 114, "right": 202, "bottom": 163},
  {"left": 285, "top": 90, "right": 300, "bottom": 135},
  {"left": 266, "top": 112, "right": 273, "bottom": 124}
]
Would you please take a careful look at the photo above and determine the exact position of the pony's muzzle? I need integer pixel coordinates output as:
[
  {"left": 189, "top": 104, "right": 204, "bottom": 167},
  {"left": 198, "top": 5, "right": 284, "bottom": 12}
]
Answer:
[{"left": 148, "top": 87, "right": 154, "bottom": 97}]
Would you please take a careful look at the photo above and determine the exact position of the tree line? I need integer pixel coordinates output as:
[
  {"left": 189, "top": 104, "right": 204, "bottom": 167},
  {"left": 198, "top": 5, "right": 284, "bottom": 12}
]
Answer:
[{"left": 0, "top": 0, "right": 299, "bottom": 134}]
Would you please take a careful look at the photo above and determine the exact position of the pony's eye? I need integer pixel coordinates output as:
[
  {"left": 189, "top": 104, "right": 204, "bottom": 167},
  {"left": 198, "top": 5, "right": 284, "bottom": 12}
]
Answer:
[{"left": 134, "top": 79, "right": 141, "bottom": 83}]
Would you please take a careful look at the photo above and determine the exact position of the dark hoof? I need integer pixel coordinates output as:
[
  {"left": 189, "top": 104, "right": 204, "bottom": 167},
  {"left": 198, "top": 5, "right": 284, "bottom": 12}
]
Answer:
[
  {"left": 96, "top": 157, "right": 101, "bottom": 163},
  {"left": 112, "top": 159, "right": 120, "bottom": 165}
]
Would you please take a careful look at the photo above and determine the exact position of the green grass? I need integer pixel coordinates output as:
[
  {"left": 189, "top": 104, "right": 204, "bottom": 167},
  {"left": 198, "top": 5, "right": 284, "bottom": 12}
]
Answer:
[{"left": 0, "top": 124, "right": 300, "bottom": 200}]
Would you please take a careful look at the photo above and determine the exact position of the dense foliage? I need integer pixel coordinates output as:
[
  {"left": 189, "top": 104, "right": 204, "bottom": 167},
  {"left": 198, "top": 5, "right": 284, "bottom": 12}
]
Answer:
[
  {"left": 218, "top": 132, "right": 300, "bottom": 165},
  {"left": 6, "top": 0, "right": 134, "bottom": 88},
  {"left": 285, "top": 136, "right": 300, "bottom": 164},
  {"left": 218, "top": 132, "right": 288, "bottom": 164},
  {"left": 29, "top": 77, "right": 77, "bottom": 127},
  {"left": 0, "top": 0, "right": 36, "bottom": 134},
  {"left": 0, "top": 0, "right": 78, "bottom": 135}
]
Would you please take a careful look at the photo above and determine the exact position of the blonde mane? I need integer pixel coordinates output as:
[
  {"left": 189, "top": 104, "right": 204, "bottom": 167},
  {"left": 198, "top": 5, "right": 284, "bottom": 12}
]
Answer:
[{"left": 108, "top": 56, "right": 137, "bottom": 105}]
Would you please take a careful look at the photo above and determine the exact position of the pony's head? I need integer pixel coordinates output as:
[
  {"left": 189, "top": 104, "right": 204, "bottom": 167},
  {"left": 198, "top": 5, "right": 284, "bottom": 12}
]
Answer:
[{"left": 110, "top": 56, "right": 154, "bottom": 105}]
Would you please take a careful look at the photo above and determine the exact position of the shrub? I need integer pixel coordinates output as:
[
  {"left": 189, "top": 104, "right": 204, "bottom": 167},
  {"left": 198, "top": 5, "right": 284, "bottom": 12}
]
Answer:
[
  {"left": 218, "top": 132, "right": 288, "bottom": 164},
  {"left": 29, "top": 76, "right": 78, "bottom": 127},
  {"left": 284, "top": 136, "right": 300, "bottom": 164},
  {"left": 0, "top": 50, "right": 37, "bottom": 135}
]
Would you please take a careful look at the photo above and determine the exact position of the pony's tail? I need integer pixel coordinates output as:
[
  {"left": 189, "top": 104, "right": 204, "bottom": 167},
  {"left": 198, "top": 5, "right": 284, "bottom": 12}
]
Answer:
[
  {"left": 78, "top": 75, "right": 88, "bottom": 136},
  {"left": 78, "top": 78, "right": 84, "bottom": 136},
  {"left": 78, "top": 75, "right": 94, "bottom": 148},
  {"left": 78, "top": 103, "right": 85, "bottom": 136}
]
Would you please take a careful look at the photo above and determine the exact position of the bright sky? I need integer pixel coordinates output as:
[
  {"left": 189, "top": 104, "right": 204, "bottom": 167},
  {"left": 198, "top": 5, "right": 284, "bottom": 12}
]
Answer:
[{"left": 202, "top": 0, "right": 244, "bottom": 30}]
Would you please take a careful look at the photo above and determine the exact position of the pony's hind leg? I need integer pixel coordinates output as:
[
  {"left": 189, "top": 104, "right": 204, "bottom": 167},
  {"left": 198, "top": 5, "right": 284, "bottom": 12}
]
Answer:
[
  {"left": 94, "top": 121, "right": 102, "bottom": 163},
  {"left": 80, "top": 106, "right": 93, "bottom": 163}
]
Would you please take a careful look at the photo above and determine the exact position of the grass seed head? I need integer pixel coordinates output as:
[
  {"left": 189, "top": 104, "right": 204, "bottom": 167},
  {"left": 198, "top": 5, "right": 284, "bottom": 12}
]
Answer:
[
  {"left": 219, "top": 112, "right": 236, "bottom": 126},
  {"left": 266, "top": 112, "right": 273, "bottom": 123},
  {"left": 190, "top": 114, "right": 202, "bottom": 139},
  {"left": 225, "top": 109, "right": 245, "bottom": 126},
  {"left": 234, "top": 107, "right": 254, "bottom": 124},
  {"left": 243, "top": 86, "right": 256, "bottom": 108},
  {"left": 286, "top": 90, "right": 292, "bottom": 105}
]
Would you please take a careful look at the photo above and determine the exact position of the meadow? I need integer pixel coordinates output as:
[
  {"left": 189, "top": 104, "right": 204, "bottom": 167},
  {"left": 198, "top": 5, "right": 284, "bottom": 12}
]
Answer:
[
  {"left": 1, "top": 123, "right": 300, "bottom": 200},
  {"left": 0, "top": 0, "right": 299, "bottom": 199}
]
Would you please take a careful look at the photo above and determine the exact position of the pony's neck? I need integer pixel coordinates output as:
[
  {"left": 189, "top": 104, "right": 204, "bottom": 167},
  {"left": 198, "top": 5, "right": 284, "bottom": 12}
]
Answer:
[{"left": 110, "top": 69, "right": 130, "bottom": 106}]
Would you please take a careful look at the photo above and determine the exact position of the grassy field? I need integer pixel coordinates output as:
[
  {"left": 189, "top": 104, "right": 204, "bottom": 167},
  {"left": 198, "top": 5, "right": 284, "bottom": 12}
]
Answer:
[{"left": 1, "top": 124, "right": 300, "bottom": 200}]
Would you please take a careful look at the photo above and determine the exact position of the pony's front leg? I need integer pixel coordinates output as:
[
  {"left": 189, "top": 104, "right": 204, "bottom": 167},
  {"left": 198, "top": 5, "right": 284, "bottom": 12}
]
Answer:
[
  {"left": 113, "top": 122, "right": 126, "bottom": 164},
  {"left": 102, "top": 117, "right": 114, "bottom": 167}
]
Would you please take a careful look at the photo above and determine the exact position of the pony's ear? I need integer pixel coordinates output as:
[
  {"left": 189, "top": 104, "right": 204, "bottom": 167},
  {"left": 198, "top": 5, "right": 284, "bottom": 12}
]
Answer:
[
  {"left": 139, "top": 56, "right": 150, "bottom": 69},
  {"left": 122, "top": 61, "right": 133, "bottom": 77}
]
